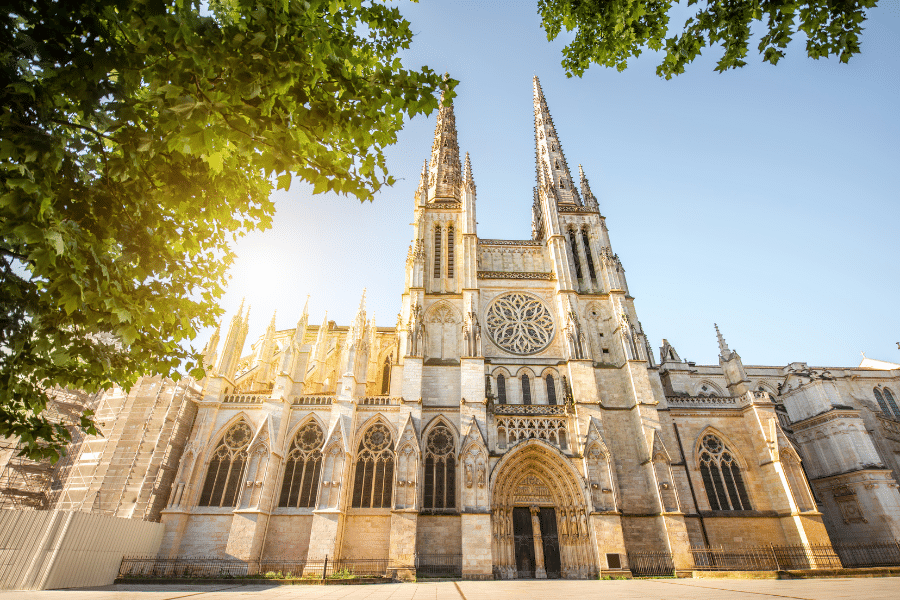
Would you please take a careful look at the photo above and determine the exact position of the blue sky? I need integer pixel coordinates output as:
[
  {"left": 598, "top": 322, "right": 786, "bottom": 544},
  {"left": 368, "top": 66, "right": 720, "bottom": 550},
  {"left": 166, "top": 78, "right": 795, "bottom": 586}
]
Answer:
[{"left": 214, "top": 1, "right": 899, "bottom": 369}]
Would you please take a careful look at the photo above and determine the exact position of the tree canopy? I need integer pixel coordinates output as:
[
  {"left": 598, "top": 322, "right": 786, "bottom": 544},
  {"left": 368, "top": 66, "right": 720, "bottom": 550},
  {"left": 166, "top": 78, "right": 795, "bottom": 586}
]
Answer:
[
  {"left": 0, "top": 0, "right": 450, "bottom": 460},
  {"left": 538, "top": 0, "right": 879, "bottom": 78}
]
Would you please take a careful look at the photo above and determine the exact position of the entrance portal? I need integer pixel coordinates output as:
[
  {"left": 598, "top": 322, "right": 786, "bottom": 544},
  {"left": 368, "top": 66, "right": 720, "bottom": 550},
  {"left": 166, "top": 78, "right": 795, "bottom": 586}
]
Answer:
[{"left": 491, "top": 440, "right": 596, "bottom": 579}]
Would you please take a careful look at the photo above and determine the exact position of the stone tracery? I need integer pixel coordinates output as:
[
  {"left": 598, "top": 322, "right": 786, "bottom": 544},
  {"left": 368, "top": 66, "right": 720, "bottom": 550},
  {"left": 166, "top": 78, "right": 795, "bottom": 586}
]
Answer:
[{"left": 486, "top": 293, "right": 554, "bottom": 355}]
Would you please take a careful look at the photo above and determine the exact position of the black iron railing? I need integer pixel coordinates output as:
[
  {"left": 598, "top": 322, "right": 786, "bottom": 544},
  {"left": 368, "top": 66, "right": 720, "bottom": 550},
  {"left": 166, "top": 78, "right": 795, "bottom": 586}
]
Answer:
[
  {"left": 834, "top": 540, "right": 900, "bottom": 568},
  {"left": 690, "top": 542, "right": 900, "bottom": 571},
  {"left": 415, "top": 554, "right": 462, "bottom": 578},
  {"left": 626, "top": 550, "right": 674, "bottom": 577}
]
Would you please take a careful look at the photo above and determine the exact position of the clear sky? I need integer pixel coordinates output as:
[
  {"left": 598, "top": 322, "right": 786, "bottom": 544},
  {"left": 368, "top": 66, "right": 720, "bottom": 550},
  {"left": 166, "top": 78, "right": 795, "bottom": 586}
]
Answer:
[{"left": 210, "top": 1, "right": 900, "bottom": 369}]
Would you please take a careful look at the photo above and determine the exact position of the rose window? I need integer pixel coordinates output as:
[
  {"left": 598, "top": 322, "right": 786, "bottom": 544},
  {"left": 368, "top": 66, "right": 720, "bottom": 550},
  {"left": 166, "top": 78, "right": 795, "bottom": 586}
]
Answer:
[{"left": 485, "top": 293, "right": 554, "bottom": 355}]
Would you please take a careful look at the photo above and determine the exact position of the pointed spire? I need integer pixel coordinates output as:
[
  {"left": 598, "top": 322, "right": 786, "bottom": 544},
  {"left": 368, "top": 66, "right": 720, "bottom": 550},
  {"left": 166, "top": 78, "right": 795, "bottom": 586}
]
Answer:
[
  {"left": 533, "top": 76, "right": 581, "bottom": 206},
  {"left": 294, "top": 296, "right": 310, "bottom": 345},
  {"left": 715, "top": 323, "right": 732, "bottom": 359},
  {"left": 579, "top": 164, "right": 599, "bottom": 212},
  {"left": 428, "top": 78, "right": 462, "bottom": 202},
  {"left": 216, "top": 301, "right": 250, "bottom": 379},
  {"left": 203, "top": 324, "right": 221, "bottom": 371},
  {"left": 462, "top": 152, "right": 475, "bottom": 193},
  {"left": 414, "top": 160, "right": 428, "bottom": 205}
]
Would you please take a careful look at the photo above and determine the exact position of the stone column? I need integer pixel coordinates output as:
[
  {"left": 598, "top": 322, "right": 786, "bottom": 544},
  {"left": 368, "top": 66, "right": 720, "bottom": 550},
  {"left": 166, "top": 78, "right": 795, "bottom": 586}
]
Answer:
[{"left": 530, "top": 506, "right": 547, "bottom": 579}]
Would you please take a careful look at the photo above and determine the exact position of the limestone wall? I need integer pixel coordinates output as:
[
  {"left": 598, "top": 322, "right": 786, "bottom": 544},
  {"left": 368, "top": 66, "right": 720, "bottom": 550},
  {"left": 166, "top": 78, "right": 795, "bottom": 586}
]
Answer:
[
  {"left": 341, "top": 513, "right": 391, "bottom": 559},
  {"left": 261, "top": 514, "right": 313, "bottom": 560},
  {"left": 417, "top": 514, "right": 461, "bottom": 554}
]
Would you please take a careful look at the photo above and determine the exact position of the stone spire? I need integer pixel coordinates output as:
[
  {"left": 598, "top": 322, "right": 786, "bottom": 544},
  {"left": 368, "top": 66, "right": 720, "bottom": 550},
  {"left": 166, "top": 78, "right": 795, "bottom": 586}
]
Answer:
[
  {"left": 715, "top": 323, "right": 734, "bottom": 361},
  {"left": 428, "top": 84, "right": 462, "bottom": 202},
  {"left": 216, "top": 299, "right": 250, "bottom": 379},
  {"left": 294, "top": 295, "right": 310, "bottom": 345},
  {"left": 579, "top": 165, "right": 599, "bottom": 212},
  {"left": 203, "top": 324, "right": 220, "bottom": 371},
  {"left": 462, "top": 152, "right": 475, "bottom": 193},
  {"left": 533, "top": 76, "right": 581, "bottom": 206},
  {"left": 414, "top": 160, "right": 428, "bottom": 206},
  {"left": 253, "top": 310, "right": 277, "bottom": 385}
]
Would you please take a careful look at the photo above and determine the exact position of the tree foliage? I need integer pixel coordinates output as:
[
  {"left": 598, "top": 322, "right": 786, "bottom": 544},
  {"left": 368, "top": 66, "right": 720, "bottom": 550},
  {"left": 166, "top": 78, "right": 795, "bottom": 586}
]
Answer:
[
  {"left": 538, "top": 0, "right": 879, "bottom": 78},
  {"left": 0, "top": 0, "right": 450, "bottom": 460}
]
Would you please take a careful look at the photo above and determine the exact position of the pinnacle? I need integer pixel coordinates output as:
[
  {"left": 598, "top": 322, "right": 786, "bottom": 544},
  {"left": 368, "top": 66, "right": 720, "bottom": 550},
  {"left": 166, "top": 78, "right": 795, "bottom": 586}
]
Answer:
[
  {"left": 715, "top": 323, "right": 731, "bottom": 357},
  {"left": 463, "top": 152, "right": 475, "bottom": 191}
]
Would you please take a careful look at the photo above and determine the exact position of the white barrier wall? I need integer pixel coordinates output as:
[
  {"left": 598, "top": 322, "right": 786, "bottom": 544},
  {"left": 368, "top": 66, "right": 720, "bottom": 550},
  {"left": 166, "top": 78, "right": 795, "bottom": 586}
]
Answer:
[{"left": 0, "top": 509, "right": 163, "bottom": 590}]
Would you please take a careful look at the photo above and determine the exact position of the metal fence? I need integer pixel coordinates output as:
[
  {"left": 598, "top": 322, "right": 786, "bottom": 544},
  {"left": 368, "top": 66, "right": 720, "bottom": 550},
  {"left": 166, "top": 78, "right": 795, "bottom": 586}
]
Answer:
[
  {"left": 626, "top": 551, "right": 674, "bottom": 577},
  {"left": 834, "top": 541, "right": 900, "bottom": 568},
  {"left": 118, "top": 556, "right": 391, "bottom": 580},
  {"left": 690, "top": 541, "right": 900, "bottom": 571},
  {"left": 690, "top": 544, "right": 842, "bottom": 571},
  {"left": 414, "top": 554, "right": 462, "bottom": 578}
]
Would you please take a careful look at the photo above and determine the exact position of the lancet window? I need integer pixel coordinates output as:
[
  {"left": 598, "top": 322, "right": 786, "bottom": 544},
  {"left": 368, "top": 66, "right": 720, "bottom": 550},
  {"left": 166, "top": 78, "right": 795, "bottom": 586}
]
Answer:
[
  {"left": 497, "top": 374, "right": 507, "bottom": 404},
  {"left": 546, "top": 375, "right": 557, "bottom": 405},
  {"left": 447, "top": 224, "right": 455, "bottom": 279},
  {"left": 875, "top": 387, "right": 900, "bottom": 420},
  {"left": 423, "top": 424, "right": 456, "bottom": 511},
  {"left": 522, "top": 374, "right": 532, "bottom": 405},
  {"left": 380, "top": 356, "right": 391, "bottom": 395},
  {"left": 433, "top": 226, "right": 442, "bottom": 278},
  {"left": 568, "top": 229, "right": 583, "bottom": 280},
  {"left": 582, "top": 230, "right": 597, "bottom": 282},
  {"left": 279, "top": 422, "right": 324, "bottom": 508},
  {"left": 351, "top": 423, "right": 394, "bottom": 508},
  {"left": 199, "top": 422, "right": 252, "bottom": 507},
  {"left": 698, "top": 434, "right": 751, "bottom": 511}
]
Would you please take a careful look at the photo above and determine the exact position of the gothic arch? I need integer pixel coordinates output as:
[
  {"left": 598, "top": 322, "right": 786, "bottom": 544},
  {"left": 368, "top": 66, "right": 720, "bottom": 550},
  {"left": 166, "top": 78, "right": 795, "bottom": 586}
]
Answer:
[
  {"left": 203, "top": 412, "right": 254, "bottom": 464},
  {"left": 197, "top": 416, "right": 254, "bottom": 507},
  {"left": 695, "top": 380, "right": 726, "bottom": 397},
  {"left": 423, "top": 415, "right": 460, "bottom": 450},
  {"left": 354, "top": 413, "right": 398, "bottom": 446},
  {"left": 693, "top": 427, "right": 753, "bottom": 511},
  {"left": 279, "top": 416, "right": 326, "bottom": 509},
  {"left": 755, "top": 381, "right": 777, "bottom": 396},
  {"left": 284, "top": 413, "right": 328, "bottom": 452},
  {"left": 691, "top": 426, "right": 749, "bottom": 471},
  {"left": 424, "top": 300, "right": 461, "bottom": 360},
  {"left": 490, "top": 439, "right": 596, "bottom": 579}
]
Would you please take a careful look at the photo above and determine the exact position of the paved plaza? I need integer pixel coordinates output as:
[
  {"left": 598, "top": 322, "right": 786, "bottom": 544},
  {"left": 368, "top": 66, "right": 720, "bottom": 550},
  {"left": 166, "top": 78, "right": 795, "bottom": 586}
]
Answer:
[{"left": 1, "top": 579, "right": 899, "bottom": 600}]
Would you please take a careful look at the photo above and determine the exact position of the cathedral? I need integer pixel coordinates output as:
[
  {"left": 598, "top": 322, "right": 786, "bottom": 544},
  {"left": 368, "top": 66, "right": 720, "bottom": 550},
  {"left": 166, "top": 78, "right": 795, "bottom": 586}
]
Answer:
[{"left": 43, "top": 78, "right": 900, "bottom": 579}]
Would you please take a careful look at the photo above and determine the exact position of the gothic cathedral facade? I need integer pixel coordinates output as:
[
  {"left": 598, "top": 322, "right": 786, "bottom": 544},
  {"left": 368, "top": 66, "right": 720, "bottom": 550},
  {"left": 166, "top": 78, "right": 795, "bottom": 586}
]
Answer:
[{"left": 122, "top": 79, "right": 900, "bottom": 578}]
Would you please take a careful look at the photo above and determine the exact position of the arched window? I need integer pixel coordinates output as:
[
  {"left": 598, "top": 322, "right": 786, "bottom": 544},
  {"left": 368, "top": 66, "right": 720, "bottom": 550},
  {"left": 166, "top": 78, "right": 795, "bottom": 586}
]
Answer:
[
  {"left": 351, "top": 423, "right": 394, "bottom": 508},
  {"left": 698, "top": 434, "right": 751, "bottom": 511},
  {"left": 279, "top": 422, "right": 324, "bottom": 508},
  {"left": 380, "top": 356, "right": 391, "bottom": 395},
  {"left": 568, "top": 230, "right": 582, "bottom": 279},
  {"left": 497, "top": 374, "right": 506, "bottom": 404},
  {"left": 874, "top": 388, "right": 890, "bottom": 416},
  {"left": 546, "top": 375, "right": 557, "bottom": 405},
  {"left": 582, "top": 230, "right": 597, "bottom": 282},
  {"left": 522, "top": 374, "right": 532, "bottom": 405},
  {"left": 433, "top": 225, "right": 442, "bottom": 279},
  {"left": 883, "top": 388, "right": 900, "bottom": 420},
  {"left": 424, "top": 424, "right": 456, "bottom": 511},
  {"left": 199, "top": 422, "right": 251, "bottom": 507},
  {"left": 447, "top": 224, "right": 455, "bottom": 279}
]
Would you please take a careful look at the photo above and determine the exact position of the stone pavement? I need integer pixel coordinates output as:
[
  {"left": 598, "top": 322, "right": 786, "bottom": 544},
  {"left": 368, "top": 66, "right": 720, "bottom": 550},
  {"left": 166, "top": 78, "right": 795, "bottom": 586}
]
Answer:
[{"left": 1, "top": 579, "right": 899, "bottom": 600}]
